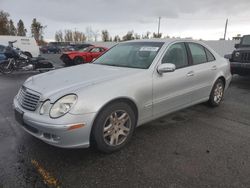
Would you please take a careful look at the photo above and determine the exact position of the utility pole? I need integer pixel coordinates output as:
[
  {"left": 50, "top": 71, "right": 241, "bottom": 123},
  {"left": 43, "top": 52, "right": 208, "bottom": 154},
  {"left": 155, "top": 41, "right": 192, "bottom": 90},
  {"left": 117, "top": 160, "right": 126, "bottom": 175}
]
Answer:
[
  {"left": 223, "top": 18, "right": 228, "bottom": 40},
  {"left": 74, "top": 27, "right": 77, "bottom": 43},
  {"left": 157, "top": 17, "right": 161, "bottom": 37}
]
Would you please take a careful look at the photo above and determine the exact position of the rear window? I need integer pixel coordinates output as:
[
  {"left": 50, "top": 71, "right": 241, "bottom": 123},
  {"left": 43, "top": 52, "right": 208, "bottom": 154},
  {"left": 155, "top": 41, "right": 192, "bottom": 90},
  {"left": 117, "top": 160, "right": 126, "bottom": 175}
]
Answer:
[{"left": 205, "top": 48, "right": 215, "bottom": 62}]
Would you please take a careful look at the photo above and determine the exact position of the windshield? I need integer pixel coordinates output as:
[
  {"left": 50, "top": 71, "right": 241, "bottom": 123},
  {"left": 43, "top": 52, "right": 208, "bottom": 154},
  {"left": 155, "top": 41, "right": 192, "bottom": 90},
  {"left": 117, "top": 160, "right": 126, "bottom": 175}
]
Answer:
[
  {"left": 94, "top": 42, "right": 164, "bottom": 69},
  {"left": 241, "top": 36, "right": 250, "bottom": 45}
]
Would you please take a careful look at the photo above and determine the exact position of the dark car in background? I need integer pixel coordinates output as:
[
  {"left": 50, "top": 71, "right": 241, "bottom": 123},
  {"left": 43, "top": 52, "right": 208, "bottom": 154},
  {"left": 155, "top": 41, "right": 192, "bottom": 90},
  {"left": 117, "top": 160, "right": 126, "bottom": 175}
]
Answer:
[
  {"left": 40, "top": 45, "right": 61, "bottom": 54},
  {"left": 229, "top": 35, "right": 250, "bottom": 76},
  {"left": 60, "top": 46, "right": 108, "bottom": 66}
]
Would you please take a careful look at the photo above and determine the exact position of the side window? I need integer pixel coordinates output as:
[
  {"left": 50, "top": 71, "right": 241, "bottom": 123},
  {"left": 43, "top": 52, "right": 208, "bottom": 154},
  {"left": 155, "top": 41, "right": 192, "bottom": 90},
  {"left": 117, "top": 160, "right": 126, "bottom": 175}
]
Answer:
[
  {"left": 0, "top": 45, "right": 4, "bottom": 52},
  {"left": 90, "top": 48, "right": 101, "bottom": 52},
  {"left": 205, "top": 48, "right": 215, "bottom": 62},
  {"left": 188, "top": 43, "right": 207, "bottom": 65},
  {"left": 162, "top": 43, "right": 188, "bottom": 69}
]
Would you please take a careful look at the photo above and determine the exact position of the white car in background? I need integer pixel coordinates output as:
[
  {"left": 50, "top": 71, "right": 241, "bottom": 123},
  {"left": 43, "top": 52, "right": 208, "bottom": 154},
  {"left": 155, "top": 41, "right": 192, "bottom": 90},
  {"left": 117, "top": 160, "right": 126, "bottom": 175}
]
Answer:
[{"left": 0, "top": 35, "right": 40, "bottom": 57}]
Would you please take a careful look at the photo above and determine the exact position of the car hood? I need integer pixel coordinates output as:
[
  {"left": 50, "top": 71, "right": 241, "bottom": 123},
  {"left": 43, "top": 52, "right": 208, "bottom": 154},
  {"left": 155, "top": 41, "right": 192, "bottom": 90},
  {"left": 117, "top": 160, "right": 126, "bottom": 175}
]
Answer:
[
  {"left": 24, "top": 64, "right": 141, "bottom": 101},
  {"left": 235, "top": 47, "right": 250, "bottom": 51}
]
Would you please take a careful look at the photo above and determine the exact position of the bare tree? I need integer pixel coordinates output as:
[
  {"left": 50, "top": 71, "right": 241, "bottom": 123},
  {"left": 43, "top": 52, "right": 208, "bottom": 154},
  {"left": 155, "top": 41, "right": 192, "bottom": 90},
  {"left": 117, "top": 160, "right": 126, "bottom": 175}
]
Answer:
[
  {"left": 101, "top": 30, "right": 110, "bottom": 42},
  {"left": 142, "top": 31, "right": 150, "bottom": 39},
  {"left": 73, "top": 31, "right": 86, "bottom": 42},
  {"left": 64, "top": 30, "right": 73, "bottom": 42},
  {"left": 122, "top": 31, "right": 135, "bottom": 41},
  {"left": 152, "top": 32, "right": 162, "bottom": 38},
  {"left": 92, "top": 30, "right": 99, "bottom": 42},
  {"left": 55, "top": 30, "right": 63, "bottom": 42},
  {"left": 85, "top": 26, "right": 94, "bottom": 41},
  {"left": 113, "top": 35, "right": 121, "bottom": 42},
  {"left": 134, "top": 33, "right": 141, "bottom": 40}
]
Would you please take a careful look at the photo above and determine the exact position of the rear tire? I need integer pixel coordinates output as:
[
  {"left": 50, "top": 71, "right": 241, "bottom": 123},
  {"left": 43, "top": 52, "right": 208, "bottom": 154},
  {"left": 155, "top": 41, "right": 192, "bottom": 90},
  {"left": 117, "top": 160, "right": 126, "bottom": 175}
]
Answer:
[
  {"left": 91, "top": 102, "right": 136, "bottom": 153},
  {"left": 208, "top": 79, "right": 225, "bottom": 107},
  {"left": 23, "top": 52, "right": 32, "bottom": 58},
  {"left": 73, "top": 56, "right": 84, "bottom": 65}
]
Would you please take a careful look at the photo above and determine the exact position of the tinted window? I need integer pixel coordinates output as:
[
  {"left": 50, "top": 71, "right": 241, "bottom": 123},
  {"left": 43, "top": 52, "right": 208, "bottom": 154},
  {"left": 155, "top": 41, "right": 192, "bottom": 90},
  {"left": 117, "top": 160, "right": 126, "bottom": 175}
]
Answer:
[
  {"left": 205, "top": 48, "right": 215, "bottom": 62},
  {"left": 188, "top": 43, "right": 207, "bottom": 65},
  {"left": 162, "top": 43, "right": 188, "bottom": 69},
  {"left": 241, "top": 35, "right": 250, "bottom": 45}
]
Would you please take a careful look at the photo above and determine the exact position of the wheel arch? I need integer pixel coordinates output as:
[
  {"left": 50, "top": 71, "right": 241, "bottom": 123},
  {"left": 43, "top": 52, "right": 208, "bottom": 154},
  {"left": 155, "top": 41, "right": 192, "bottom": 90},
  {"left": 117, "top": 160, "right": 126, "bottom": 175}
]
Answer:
[
  {"left": 94, "top": 97, "right": 139, "bottom": 125},
  {"left": 216, "top": 75, "right": 226, "bottom": 86}
]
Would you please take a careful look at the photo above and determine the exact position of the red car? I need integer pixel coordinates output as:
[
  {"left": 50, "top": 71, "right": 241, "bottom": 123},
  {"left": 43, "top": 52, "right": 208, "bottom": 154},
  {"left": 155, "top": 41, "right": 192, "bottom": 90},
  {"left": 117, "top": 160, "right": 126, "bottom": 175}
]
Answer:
[{"left": 60, "top": 46, "right": 108, "bottom": 66}]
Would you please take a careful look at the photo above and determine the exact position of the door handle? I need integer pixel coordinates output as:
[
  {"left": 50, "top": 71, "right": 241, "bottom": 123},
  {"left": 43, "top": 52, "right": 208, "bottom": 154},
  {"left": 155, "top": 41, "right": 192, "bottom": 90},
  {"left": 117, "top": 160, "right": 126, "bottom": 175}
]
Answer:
[
  {"left": 211, "top": 65, "right": 217, "bottom": 70},
  {"left": 187, "top": 71, "right": 194, "bottom": 77}
]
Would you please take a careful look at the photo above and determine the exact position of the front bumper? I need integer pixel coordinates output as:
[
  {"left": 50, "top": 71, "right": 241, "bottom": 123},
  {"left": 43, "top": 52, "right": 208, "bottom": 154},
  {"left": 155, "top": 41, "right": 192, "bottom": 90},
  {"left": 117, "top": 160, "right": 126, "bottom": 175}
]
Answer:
[
  {"left": 13, "top": 97, "right": 96, "bottom": 148},
  {"left": 231, "top": 62, "right": 250, "bottom": 75}
]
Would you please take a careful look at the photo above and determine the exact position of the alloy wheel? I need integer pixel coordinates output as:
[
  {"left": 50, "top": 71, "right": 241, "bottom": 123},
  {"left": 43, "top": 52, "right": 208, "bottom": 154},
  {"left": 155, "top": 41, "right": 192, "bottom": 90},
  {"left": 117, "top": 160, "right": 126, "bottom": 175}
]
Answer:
[{"left": 103, "top": 110, "right": 131, "bottom": 146}]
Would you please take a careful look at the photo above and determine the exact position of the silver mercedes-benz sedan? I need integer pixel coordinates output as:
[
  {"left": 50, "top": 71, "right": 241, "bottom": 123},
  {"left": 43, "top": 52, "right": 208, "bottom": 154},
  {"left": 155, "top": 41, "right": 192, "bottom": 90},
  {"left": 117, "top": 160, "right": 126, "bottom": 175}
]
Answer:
[{"left": 13, "top": 39, "right": 232, "bottom": 153}]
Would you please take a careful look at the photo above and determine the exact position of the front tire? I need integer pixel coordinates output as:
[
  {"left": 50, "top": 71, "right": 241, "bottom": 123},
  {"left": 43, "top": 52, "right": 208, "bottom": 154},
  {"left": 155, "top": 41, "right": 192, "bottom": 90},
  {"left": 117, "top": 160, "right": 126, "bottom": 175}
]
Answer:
[
  {"left": 208, "top": 79, "right": 225, "bottom": 107},
  {"left": 92, "top": 102, "right": 136, "bottom": 153},
  {"left": 73, "top": 56, "right": 84, "bottom": 65},
  {"left": 0, "top": 60, "right": 14, "bottom": 74}
]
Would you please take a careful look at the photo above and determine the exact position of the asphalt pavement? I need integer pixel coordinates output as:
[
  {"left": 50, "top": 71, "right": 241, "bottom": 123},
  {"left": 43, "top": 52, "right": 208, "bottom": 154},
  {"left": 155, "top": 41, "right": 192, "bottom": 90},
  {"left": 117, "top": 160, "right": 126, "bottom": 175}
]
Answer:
[{"left": 0, "top": 56, "right": 250, "bottom": 188}]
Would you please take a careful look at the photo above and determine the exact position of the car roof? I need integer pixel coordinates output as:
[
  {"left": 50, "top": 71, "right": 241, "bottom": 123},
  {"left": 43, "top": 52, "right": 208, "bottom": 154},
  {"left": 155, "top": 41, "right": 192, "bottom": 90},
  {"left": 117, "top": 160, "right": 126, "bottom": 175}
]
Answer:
[{"left": 122, "top": 38, "right": 204, "bottom": 45}]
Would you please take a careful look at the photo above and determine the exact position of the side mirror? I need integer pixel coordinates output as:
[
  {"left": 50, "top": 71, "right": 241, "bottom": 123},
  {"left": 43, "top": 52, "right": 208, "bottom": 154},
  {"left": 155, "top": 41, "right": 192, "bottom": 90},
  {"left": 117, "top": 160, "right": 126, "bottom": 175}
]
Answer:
[
  {"left": 224, "top": 54, "right": 232, "bottom": 59},
  {"left": 157, "top": 63, "right": 176, "bottom": 74},
  {"left": 235, "top": 44, "right": 240, "bottom": 49}
]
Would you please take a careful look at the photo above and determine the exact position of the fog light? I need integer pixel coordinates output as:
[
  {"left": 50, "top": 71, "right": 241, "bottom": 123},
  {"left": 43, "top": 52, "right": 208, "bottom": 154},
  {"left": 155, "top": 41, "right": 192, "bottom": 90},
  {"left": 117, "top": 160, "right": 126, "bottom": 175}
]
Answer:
[
  {"left": 43, "top": 133, "right": 51, "bottom": 139},
  {"left": 52, "top": 134, "right": 61, "bottom": 141}
]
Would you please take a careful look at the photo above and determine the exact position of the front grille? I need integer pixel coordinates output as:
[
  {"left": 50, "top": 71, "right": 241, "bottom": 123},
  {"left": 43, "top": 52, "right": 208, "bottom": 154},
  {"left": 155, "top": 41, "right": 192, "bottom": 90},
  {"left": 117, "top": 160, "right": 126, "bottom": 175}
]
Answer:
[
  {"left": 18, "top": 87, "right": 40, "bottom": 111},
  {"left": 241, "top": 52, "right": 250, "bottom": 63}
]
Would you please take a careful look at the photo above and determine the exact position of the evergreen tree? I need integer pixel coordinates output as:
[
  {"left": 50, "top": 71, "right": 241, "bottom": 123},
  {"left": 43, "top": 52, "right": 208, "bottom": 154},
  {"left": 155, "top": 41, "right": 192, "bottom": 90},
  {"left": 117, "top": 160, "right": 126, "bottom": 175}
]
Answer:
[
  {"left": 0, "top": 10, "right": 10, "bottom": 35},
  {"left": 17, "top": 19, "right": 27, "bottom": 36},
  {"left": 8, "top": 19, "right": 16, "bottom": 35},
  {"left": 31, "top": 18, "right": 46, "bottom": 41}
]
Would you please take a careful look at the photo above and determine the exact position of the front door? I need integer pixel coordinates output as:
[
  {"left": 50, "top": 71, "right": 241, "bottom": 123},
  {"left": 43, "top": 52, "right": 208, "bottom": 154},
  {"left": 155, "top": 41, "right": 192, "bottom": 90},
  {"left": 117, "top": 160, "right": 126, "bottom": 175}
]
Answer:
[{"left": 153, "top": 42, "right": 194, "bottom": 117}]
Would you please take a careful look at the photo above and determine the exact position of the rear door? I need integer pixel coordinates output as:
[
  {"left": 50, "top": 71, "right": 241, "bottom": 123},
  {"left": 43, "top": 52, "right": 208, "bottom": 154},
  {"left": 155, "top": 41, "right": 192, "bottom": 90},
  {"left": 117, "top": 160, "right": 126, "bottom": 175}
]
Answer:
[
  {"left": 153, "top": 42, "right": 195, "bottom": 117},
  {"left": 186, "top": 42, "right": 218, "bottom": 102}
]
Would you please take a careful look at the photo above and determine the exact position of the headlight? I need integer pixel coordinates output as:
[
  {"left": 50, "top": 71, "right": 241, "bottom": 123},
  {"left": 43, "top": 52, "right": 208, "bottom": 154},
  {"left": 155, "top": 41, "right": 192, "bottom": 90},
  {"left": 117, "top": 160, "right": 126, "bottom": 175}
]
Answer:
[
  {"left": 49, "top": 94, "right": 77, "bottom": 118},
  {"left": 235, "top": 52, "right": 240, "bottom": 57}
]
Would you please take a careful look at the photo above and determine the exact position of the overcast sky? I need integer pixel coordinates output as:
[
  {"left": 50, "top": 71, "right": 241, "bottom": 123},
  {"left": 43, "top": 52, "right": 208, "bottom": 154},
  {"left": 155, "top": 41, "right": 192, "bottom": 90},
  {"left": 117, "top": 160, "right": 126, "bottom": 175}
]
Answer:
[{"left": 1, "top": 0, "right": 250, "bottom": 41}]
